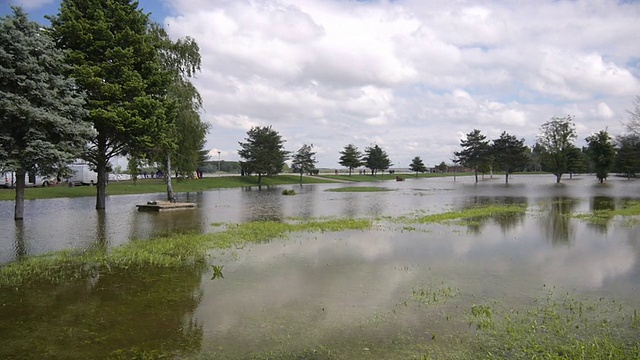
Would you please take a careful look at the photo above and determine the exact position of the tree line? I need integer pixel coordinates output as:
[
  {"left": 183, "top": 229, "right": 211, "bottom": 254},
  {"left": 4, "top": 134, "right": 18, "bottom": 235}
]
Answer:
[
  {"left": 453, "top": 114, "right": 637, "bottom": 184},
  {"left": 1, "top": 3, "right": 209, "bottom": 220},
  {"left": 237, "top": 108, "right": 640, "bottom": 186}
]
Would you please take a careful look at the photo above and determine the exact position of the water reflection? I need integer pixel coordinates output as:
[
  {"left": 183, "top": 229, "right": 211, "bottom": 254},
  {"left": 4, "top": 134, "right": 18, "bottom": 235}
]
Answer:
[
  {"left": 1, "top": 175, "right": 639, "bottom": 264},
  {"left": 0, "top": 264, "right": 206, "bottom": 359},
  {"left": 539, "top": 197, "right": 577, "bottom": 246}
]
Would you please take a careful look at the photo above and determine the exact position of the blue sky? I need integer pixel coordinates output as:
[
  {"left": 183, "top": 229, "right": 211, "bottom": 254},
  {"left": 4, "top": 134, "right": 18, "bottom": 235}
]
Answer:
[{"left": 3, "top": 0, "right": 640, "bottom": 168}]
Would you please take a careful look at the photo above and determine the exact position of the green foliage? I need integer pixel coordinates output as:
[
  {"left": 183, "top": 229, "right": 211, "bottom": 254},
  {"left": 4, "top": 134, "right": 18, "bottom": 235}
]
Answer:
[
  {"left": 338, "top": 143, "right": 364, "bottom": 175},
  {"left": 536, "top": 116, "right": 578, "bottom": 183},
  {"left": 585, "top": 130, "right": 616, "bottom": 183},
  {"left": 491, "top": 131, "right": 528, "bottom": 183},
  {"left": 291, "top": 143, "right": 317, "bottom": 183},
  {"left": 363, "top": 144, "right": 392, "bottom": 175},
  {"left": 455, "top": 129, "right": 490, "bottom": 183},
  {"left": 238, "top": 126, "right": 290, "bottom": 183},
  {"left": 614, "top": 134, "right": 640, "bottom": 178},
  {"left": 409, "top": 156, "right": 428, "bottom": 175},
  {"left": 48, "top": 0, "right": 169, "bottom": 209},
  {"left": 282, "top": 189, "right": 296, "bottom": 195},
  {"left": 435, "top": 161, "right": 448, "bottom": 172},
  {"left": 0, "top": 7, "right": 93, "bottom": 219}
]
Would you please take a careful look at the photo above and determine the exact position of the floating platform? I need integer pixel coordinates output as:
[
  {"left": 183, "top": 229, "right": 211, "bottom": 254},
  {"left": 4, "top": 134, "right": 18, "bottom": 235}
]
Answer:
[{"left": 136, "top": 201, "right": 196, "bottom": 211}]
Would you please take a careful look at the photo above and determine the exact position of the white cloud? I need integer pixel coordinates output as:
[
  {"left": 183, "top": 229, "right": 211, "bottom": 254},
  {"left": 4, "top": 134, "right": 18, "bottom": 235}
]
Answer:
[
  {"left": 163, "top": 0, "right": 640, "bottom": 167},
  {"left": 8, "top": 0, "right": 54, "bottom": 10}
]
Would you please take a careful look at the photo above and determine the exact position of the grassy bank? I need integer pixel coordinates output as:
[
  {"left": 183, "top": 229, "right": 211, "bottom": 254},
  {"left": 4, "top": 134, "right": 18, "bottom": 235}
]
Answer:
[{"left": 0, "top": 175, "right": 334, "bottom": 201}]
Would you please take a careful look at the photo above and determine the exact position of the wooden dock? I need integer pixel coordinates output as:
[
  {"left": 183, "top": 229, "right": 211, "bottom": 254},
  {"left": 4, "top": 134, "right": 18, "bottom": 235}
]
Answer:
[{"left": 136, "top": 201, "right": 196, "bottom": 211}]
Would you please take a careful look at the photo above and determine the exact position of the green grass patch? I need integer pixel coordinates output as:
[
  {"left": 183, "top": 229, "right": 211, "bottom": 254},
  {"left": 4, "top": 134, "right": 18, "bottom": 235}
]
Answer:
[
  {"left": 325, "top": 186, "right": 393, "bottom": 192},
  {"left": 411, "top": 205, "right": 527, "bottom": 224},
  {"left": 571, "top": 201, "right": 640, "bottom": 226},
  {"left": 0, "top": 218, "right": 372, "bottom": 288}
]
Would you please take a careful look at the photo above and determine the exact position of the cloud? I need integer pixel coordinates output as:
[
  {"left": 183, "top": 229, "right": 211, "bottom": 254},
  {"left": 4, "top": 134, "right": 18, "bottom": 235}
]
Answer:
[
  {"left": 8, "top": 0, "right": 54, "bottom": 10},
  {"left": 163, "top": 0, "right": 640, "bottom": 167}
]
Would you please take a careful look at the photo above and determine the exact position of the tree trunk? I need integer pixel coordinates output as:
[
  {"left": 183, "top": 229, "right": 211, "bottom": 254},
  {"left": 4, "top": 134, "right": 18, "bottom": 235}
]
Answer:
[
  {"left": 14, "top": 169, "right": 26, "bottom": 220},
  {"left": 474, "top": 169, "right": 478, "bottom": 183},
  {"left": 555, "top": 173, "right": 562, "bottom": 183},
  {"left": 166, "top": 154, "right": 174, "bottom": 202},
  {"left": 299, "top": 171, "right": 303, "bottom": 184},
  {"left": 504, "top": 171, "right": 509, "bottom": 184},
  {"left": 96, "top": 161, "right": 107, "bottom": 210}
]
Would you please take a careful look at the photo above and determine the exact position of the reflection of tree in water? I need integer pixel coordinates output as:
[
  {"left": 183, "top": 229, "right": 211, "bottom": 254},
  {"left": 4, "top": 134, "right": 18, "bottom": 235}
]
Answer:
[
  {"left": 460, "top": 196, "right": 527, "bottom": 234},
  {"left": 586, "top": 196, "right": 616, "bottom": 233},
  {"left": 539, "top": 197, "right": 577, "bottom": 246},
  {"left": 241, "top": 186, "right": 283, "bottom": 222},
  {"left": 0, "top": 264, "right": 205, "bottom": 358}
]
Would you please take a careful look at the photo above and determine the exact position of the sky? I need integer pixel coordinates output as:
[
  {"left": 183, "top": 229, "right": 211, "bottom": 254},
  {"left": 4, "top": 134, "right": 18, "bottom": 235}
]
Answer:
[{"left": 3, "top": 0, "right": 640, "bottom": 169}]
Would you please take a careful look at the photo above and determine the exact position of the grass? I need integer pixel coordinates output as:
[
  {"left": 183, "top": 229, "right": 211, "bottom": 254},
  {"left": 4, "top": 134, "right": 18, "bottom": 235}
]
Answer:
[
  {"left": 0, "top": 175, "right": 334, "bottom": 201},
  {"left": 410, "top": 204, "right": 527, "bottom": 224},
  {"left": 0, "top": 217, "right": 373, "bottom": 287},
  {"left": 571, "top": 200, "right": 640, "bottom": 226}
]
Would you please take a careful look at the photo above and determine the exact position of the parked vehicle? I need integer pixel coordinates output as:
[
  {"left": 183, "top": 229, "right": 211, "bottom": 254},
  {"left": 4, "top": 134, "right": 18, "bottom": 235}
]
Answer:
[
  {"left": 67, "top": 164, "right": 98, "bottom": 186},
  {"left": 1, "top": 171, "right": 55, "bottom": 188}
]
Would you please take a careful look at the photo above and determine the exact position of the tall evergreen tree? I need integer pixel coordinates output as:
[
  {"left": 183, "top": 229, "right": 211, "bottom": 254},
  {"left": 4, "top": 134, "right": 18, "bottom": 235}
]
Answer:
[
  {"left": 492, "top": 131, "right": 527, "bottom": 184},
  {"left": 49, "top": 0, "right": 168, "bottom": 209},
  {"left": 454, "top": 129, "right": 490, "bottom": 183},
  {"left": 409, "top": 156, "right": 427, "bottom": 176},
  {"left": 0, "top": 7, "right": 93, "bottom": 220},
  {"left": 585, "top": 130, "right": 615, "bottom": 183},
  {"left": 291, "top": 144, "right": 317, "bottom": 184},
  {"left": 238, "top": 126, "right": 289, "bottom": 184},
  {"left": 536, "top": 116, "right": 577, "bottom": 183},
  {"left": 363, "top": 144, "right": 391, "bottom": 176},
  {"left": 338, "top": 144, "right": 363, "bottom": 176}
]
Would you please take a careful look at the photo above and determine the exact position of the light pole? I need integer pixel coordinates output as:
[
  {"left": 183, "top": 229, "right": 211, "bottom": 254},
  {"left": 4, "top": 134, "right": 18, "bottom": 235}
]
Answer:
[{"left": 217, "top": 151, "right": 221, "bottom": 176}]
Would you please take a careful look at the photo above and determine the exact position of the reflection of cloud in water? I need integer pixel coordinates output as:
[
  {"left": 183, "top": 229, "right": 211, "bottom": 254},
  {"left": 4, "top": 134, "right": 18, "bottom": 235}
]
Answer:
[{"left": 197, "top": 232, "right": 417, "bottom": 348}]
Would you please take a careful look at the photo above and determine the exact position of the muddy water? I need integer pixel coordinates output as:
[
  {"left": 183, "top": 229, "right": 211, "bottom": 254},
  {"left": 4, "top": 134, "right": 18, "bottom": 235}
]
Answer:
[{"left": 1, "top": 174, "right": 639, "bottom": 358}]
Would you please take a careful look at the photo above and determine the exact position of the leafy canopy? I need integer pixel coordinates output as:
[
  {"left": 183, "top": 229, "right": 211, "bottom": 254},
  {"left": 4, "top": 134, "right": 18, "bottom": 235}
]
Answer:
[{"left": 238, "top": 126, "right": 290, "bottom": 183}]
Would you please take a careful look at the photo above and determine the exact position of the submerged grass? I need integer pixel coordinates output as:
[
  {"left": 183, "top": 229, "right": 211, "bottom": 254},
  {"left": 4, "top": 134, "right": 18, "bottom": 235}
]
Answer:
[
  {"left": 0, "top": 217, "right": 372, "bottom": 288},
  {"left": 411, "top": 205, "right": 527, "bottom": 224},
  {"left": 571, "top": 200, "right": 640, "bottom": 226}
]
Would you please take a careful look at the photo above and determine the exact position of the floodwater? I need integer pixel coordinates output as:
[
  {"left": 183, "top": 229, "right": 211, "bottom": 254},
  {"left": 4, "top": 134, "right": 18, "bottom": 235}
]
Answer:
[{"left": 1, "top": 174, "right": 639, "bottom": 358}]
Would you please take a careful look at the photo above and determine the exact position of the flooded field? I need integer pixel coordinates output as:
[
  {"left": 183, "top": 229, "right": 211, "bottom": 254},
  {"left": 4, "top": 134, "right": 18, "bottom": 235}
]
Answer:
[{"left": 1, "top": 174, "right": 639, "bottom": 359}]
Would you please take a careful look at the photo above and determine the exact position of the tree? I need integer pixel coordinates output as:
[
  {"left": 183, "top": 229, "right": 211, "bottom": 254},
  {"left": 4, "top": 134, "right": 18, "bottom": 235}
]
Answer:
[
  {"left": 363, "top": 144, "right": 391, "bottom": 176},
  {"left": 491, "top": 131, "right": 528, "bottom": 184},
  {"left": 626, "top": 95, "right": 640, "bottom": 136},
  {"left": 585, "top": 130, "right": 615, "bottom": 183},
  {"left": 614, "top": 134, "right": 640, "bottom": 179},
  {"left": 238, "top": 126, "right": 289, "bottom": 184},
  {"left": 536, "top": 116, "right": 577, "bottom": 183},
  {"left": 409, "top": 156, "right": 427, "bottom": 176},
  {"left": 0, "top": 7, "right": 93, "bottom": 220},
  {"left": 435, "top": 161, "right": 448, "bottom": 172},
  {"left": 291, "top": 144, "right": 317, "bottom": 184},
  {"left": 49, "top": 0, "right": 168, "bottom": 209},
  {"left": 338, "top": 144, "right": 363, "bottom": 176},
  {"left": 565, "top": 145, "right": 588, "bottom": 178},
  {"left": 147, "top": 24, "right": 208, "bottom": 201},
  {"left": 454, "top": 129, "right": 490, "bottom": 183}
]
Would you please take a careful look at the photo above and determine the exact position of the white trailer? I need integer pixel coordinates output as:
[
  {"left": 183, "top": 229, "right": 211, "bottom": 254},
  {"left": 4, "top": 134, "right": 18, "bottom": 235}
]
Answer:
[{"left": 67, "top": 164, "right": 98, "bottom": 185}]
